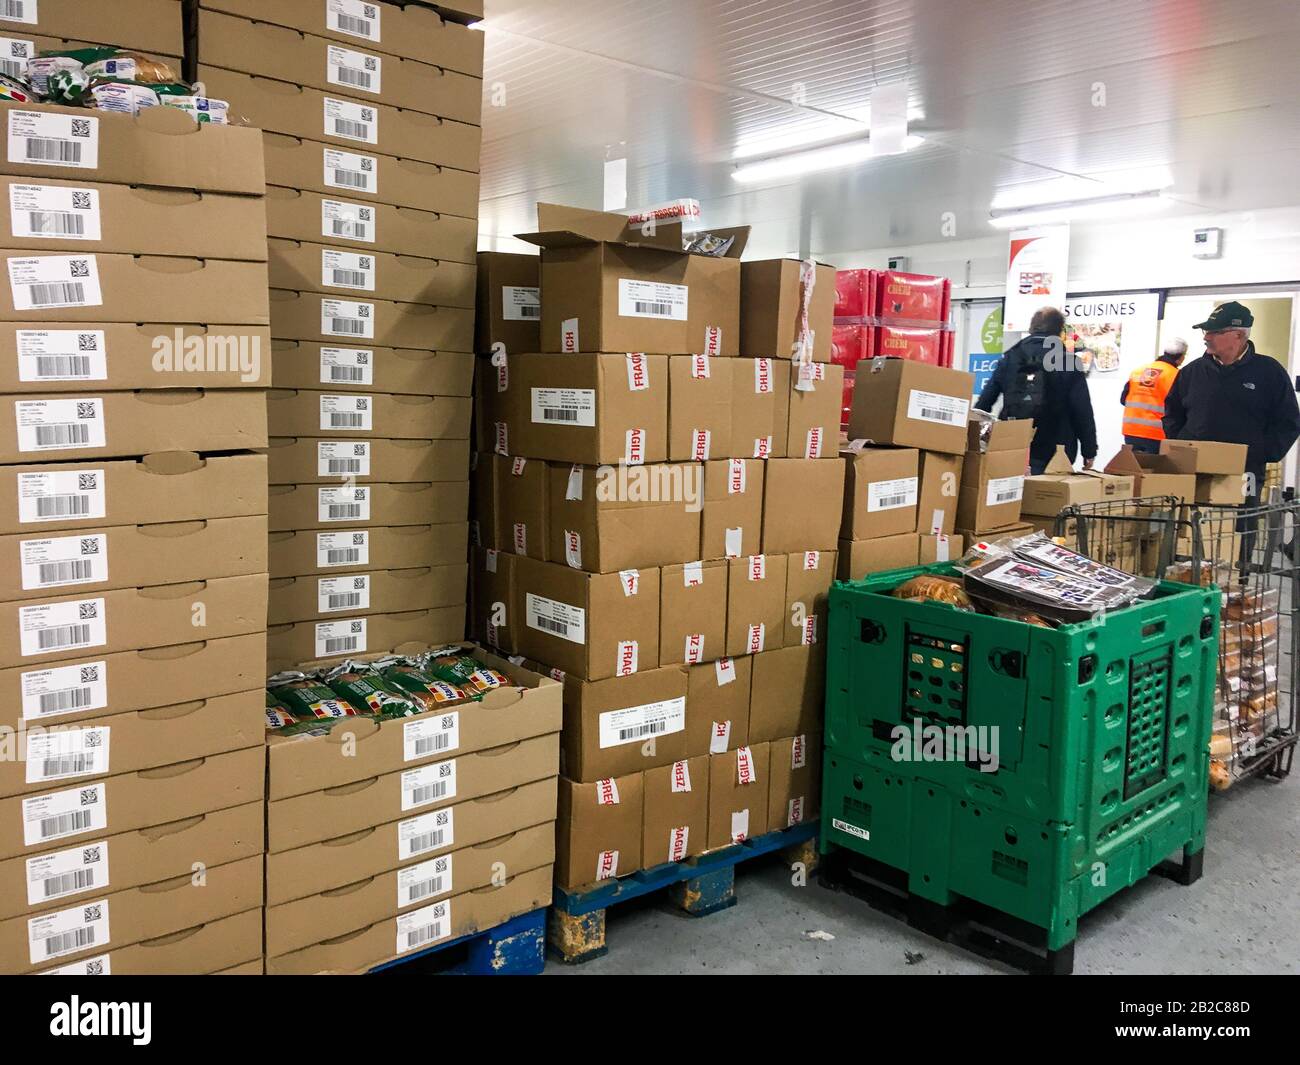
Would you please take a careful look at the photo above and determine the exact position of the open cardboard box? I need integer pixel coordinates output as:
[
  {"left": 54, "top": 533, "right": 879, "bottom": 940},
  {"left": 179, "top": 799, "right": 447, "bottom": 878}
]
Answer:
[{"left": 1104, "top": 444, "right": 1196, "bottom": 504}]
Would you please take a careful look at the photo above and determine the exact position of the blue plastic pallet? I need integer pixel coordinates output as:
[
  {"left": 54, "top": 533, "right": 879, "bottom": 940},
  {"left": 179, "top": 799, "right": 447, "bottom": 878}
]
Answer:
[{"left": 369, "top": 906, "right": 546, "bottom": 975}]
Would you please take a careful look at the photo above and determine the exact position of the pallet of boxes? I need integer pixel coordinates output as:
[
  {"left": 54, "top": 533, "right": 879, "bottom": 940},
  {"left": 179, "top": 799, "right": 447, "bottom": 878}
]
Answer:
[
  {"left": 473, "top": 204, "right": 841, "bottom": 957},
  {"left": 0, "top": 52, "right": 271, "bottom": 972}
]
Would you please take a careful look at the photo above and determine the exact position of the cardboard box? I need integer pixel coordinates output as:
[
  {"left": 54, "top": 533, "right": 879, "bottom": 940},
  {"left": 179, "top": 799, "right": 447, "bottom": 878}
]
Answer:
[
  {"left": 512, "top": 556, "right": 660, "bottom": 682},
  {"left": 1080, "top": 468, "right": 1134, "bottom": 500},
  {"left": 0, "top": 252, "right": 269, "bottom": 324},
  {"left": 1197, "top": 473, "right": 1249, "bottom": 505},
  {"left": 0, "top": 101, "right": 264, "bottom": 195},
  {"left": 517, "top": 204, "right": 744, "bottom": 355},
  {"left": 266, "top": 607, "right": 465, "bottom": 672},
  {"left": 268, "top": 481, "right": 469, "bottom": 531},
  {"left": 1022, "top": 448, "right": 1105, "bottom": 515},
  {"left": 272, "top": 341, "right": 472, "bottom": 396},
  {"left": 556, "top": 773, "right": 643, "bottom": 891},
  {"left": 1104, "top": 445, "right": 1196, "bottom": 504},
  {"left": 1160, "top": 439, "right": 1248, "bottom": 476},
  {"left": 0, "top": 688, "right": 262, "bottom": 800},
  {"left": 269, "top": 238, "right": 477, "bottom": 307},
  {"left": 767, "top": 733, "right": 821, "bottom": 830},
  {"left": 198, "top": 67, "right": 482, "bottom": 173},
  {"left": 840, "top": 447, "right": 920, "bottom": 540},
  {"left": 659, "top": 560, "right": 728, "bottom": 667},
  {"left": 471, "top": 546, "right": 515, "bottom": 654},
  {"left": 784, "top": 549, "right": 835, "bottom": 649},
  {"left": 919, "top": 533, "right": 963, "bottom": 564},
  {"left": 956, "top": 521, "right": 1034, "bottom": 545},
  {"left": 266, "top": 389, "right": 469, "bottom": 440},
  {"left": 269, "top": 289, "right": 474, "bottom": 351},
  {"left": 915, "top": 451, "right": 964, "bottom": 535},
  {"left": 268, "top": 437, "right": 468, "bottom": 485},
  {"left": 643, "top": 756, "right": 709, "bottom": 865},
  {"left": 732, "top": 357, "right": 787, "bottom": 459},
  {"left": 271, "top": 523, "right": 467, "bottom": 579},
  {"left": 547, "top": 461, "right": 701, "bottom": 572},
  {"left": 470, "top": 450, "right": 495, "bottom": 549},
  {"left": 668, "top": 354, "right": 734, "bottom": 461},
  {"left": 707, "top": 743, "right": 770, "bottom": 849},
  {"left": 847, "top": 358, "right": 974, "bottom": 454},
  {"left": 1, "top": 572, "right": 267, "bottom": 670},
  {"left": 701, "top": 458, "right": 763, "bottom": 560},
  {"left": 33, "top": 907, "right": 262, "bottom": 975},
  {"left": 748, "top": 644, "right": 826, "bottom": 743},
  {"left": 559, "top": 665, "right": 689, "bottom": 781},
  {"left": 836, "top": 534, "right": 921, "bottom": 579},
  {"left": 0, "top": 514, "right": 266, "bottom": 602},
  {"left": 958, "top": 418, "right": 1033, "bottom": 532},
  {"left": 784, "top": 362, "right": 845, "bottom": 458},
  {"left": 3, "top": 0, "right": 183, "bottom": 53},
  {"left": 476, "top": 252, "right": 540, "bottom": 356},
  {"left": 267, "top": 564, "right": 466, "bottom": 624},
  {"left": 494, "top": 454, "right": 547, "bottom": 560},
  {"left": 0, "top": 800, "right": 261, "bottom": 923},
  {"left": 761, "top": 458, "right": 845, "bottom": 553},
  {"left": 0, "top": 745, "right": 263, "bottom": 861},
  {"left": 725, "top": 553, "right": 787, "bottom": 656},
  {"left": 685, "top": 656, "right": 752, "bottom": 757},
  {"left": 740, "top": 259, "right": 835, "bottom": 361}
]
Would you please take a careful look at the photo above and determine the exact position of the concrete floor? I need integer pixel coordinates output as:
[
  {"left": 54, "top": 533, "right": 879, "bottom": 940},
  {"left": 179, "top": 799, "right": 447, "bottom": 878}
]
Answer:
[{"left": 546, "top": 767, "right": 1299, "bottom": 975}]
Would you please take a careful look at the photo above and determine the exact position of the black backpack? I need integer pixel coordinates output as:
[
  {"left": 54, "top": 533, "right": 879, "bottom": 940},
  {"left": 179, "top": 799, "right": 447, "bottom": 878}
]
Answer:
[{"left": 1000, "top": 341, "right": 1048, "bottom": 421}]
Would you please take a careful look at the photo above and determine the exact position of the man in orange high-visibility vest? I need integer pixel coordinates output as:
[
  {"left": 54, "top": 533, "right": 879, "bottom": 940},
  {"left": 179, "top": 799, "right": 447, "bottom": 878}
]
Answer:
[{"left": 1120, "top": 338, "right": 1187, "bottom": 453}]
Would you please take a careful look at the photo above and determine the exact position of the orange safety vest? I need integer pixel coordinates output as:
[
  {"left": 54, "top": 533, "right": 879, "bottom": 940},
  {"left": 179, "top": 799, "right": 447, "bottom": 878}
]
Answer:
[{"left": 1123, "top": 360, "right": 1179, "bottom": 440}]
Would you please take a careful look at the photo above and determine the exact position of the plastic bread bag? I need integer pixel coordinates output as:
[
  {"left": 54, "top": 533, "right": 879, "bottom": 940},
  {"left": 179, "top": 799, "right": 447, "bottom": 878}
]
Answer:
[
  {"left": 0, "top": 72, "right": 34, "bottom": 103},
  {"left": 160, "top": 94, "right": 229, "bottom": 124},
  {"left": 954, "top": 536, "right": 1016, "bottom": 570},
  {"left": 891, "top": 573, "right": 974, "bottom": 611},
  {"left": 89, "top": 81, "right": 161, "bottom": 114},
  {"left": 324, "top": 661, "right": 423, "bottom": 718},
  {"left": 83, "top": 52, "right": 179, "bottom": 84},
  {"left": 962, "top": 558, "right": 1130, "bottom": 624},
  {"left": 377, "top": 657, "right": 472, "bottom": 710},
  {"left": 987, "top": 603, "right": 1057, "bottom": 628},
  {"left": 683, "top": 231, "right": 735, "bottom": 257},
  {"left": 1008, "top": 532, "right": 1155, "bottom": 600},
  {"left": 27, "top": 49, "right": 113, "bottom": 99},
  {"left": 265, "top": 691, "right": 299, "bottom": 731},
  {"left": 420, "top": 650, "right": 511, "bottom": 693},
  {"left": 267, "top": 671, "right": 363, "bottom": 721}
]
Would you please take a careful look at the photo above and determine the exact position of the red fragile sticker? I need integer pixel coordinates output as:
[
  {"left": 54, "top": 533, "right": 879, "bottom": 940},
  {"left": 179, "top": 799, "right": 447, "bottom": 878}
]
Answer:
[
  {"left": 616, "top": 640, "right": 638, "bottom": 676},
  {"left": 626, "top": 352, "right": 649, "bottom": 390},
  {"left": 596, "top": 777, "right": 620, "bottom": 805},
  {"left": 596, "top": 849, "right": 619, "bottom": 880},
  {"left": 668, "top": 826, "right": 689, "bottom": 862},
  {"left": 802, "top": 615, "right": 817, "bottom": 645},
  {"left": 748, "top": 554, "right": 766, "bottom": 581},
  {"left": 564, "top": 529, "right": 581, "bottom": 569},
  {"left": 513, "top": 523, "right": 527, "bottom": 554},
  {"left": 754, "top": 358, "right": 774, "bottom": 394},
  {"left": 620, "top": 569, "right": 640, "bottom": 596},
  {"left": 803, "top": 551, "right": 819, "bottom": 570},
  {"left": 671, "top": 760, "right": 692, "bottom": 793},
  {"left": 496, "top": 358, "right": 508, "bottom": 392},
  {"left": 691, "top": 352, "right": 710, "bottom": 379},
  {"left": 728, "top": 458, "right": 746, "bottom": 494},
  {"left": 625, "top": 428, "right": 645, "bottom": 465},
  {"left": 691, "top": 429, "right": 710, "bottom": 460},
  {"left": 747, "top": 623, "right": 765, "bottom": 654},
  {"left": 805, "top": 426, "right": 823, "bottom": 458},
  {"left": 788, "top": 797, "right": 805, "bottom": 826},
  {"left": 791, "top": 733, "right": 807, "bottom": 769},
  {"left": 715, "top": 657, "right": 736, "bottom": 685},
  {"left": 494, "top": 422, "right": 508, "bottom": 455},
  {"left": 753, "top": 435, "right": 771, "bottom": 459},
  {"left": 684, "top": 633, "right": 705, "bottom": 663},
  {"left": 703, "top": 326, "right": 722, "bottom": 358},
  {"left": 549, "top": 667, "right": 566, "bottom": 682},
  {"left": 511, "top": 457, "right": 527, "bottom": 476},
  {"left": 736, "top": 745, "right": 757, "bottom": 784},
  {"left": 561, "top": 317, "right": 579, "bottom": 353},
  {"left": 709, "top": 719, "right": 731, "bottom": 754}
]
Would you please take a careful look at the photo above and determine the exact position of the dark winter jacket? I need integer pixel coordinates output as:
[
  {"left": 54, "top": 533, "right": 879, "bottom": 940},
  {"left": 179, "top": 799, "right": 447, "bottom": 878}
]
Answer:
[{"left": 974, "top": 334, "right": 1098, "bottom": 462}]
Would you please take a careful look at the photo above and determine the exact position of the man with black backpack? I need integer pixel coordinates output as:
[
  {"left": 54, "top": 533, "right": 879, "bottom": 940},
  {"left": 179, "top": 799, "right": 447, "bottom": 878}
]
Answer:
[{"left": 975, "top": 306, "right": 1098, "bottom": 475}]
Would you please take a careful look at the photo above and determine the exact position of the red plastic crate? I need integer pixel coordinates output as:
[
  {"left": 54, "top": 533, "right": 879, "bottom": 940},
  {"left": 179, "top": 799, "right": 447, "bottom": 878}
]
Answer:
[
  {"left": 834, "top": 268, "right": 876, "bottom": 318},
  {"left": 873, "top": 324, "right": 943, "bottom": 365},
  {"left": 875, "top": 270, "right": 948, "bottom": 324},
  {"left": 831, "top": 321, "right": 873, "bottom": 369}
]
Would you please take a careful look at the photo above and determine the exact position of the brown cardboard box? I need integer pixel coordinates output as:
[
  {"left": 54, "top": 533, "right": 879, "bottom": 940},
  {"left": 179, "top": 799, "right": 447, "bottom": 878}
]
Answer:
[
  {"left": 784, "top": 549, "right": 835, "bottom": 649},
  {"left": 659, "top": 560, "right": 727, "bottom": 667},
  {"left": 685, "top": 656, "right": 752, "bottom": 756},
  {"left": 0, "top": 800, "right": 261, "bottom": 922},
  {"left": 198, "top": 67, "right": 482, "bottom": 173},
  {"left": 269, "top": 238, "right": 477, "bottom": 308},
  {"left": 7, "top": 0, "right": 183, "bottom": 54},
  {"left": 840, "top": 447, "right": 920, "bottom": 540},
  {"left": 731, "top": 357, "right": 786, "bottom": 459},
  {"left": 739, "top": 259, "right": 835, "bottom": 361},
  {"left": 1196, "top": 473, "right": 1249, "bottom": 505},
  {"left": 513, "top": 556, "right": 659, "bottom": 682},
  {"left": 707, "top": 743, "right": 770, "bottom": 848},
  {"left": 837, "top": 534, "right": 921, "bottom": 580},
  {"left": 726, "top": 553, "right": 787, "bottom": 656},
  {"left": 471, "top": 449, "right": 495, "bottom": 549},
  {"left": 784, "top": 362, "right": 844, "bottom": 457},
  {"left": 956, "top": 520, "right": 1034, "bottom": 545},
  {"left": 471, "top": 547, "right": 515, "bottom": 654},
  {"left": 215, "top": 959, "right": 264, "bottom": 975},
  {"left": 1159, "top": 439, "right": 1248, "bottom": 476},
  {"left": 476, "top": 252, "right": 540, "bottom": 356},
  {"left": 748, "top": 644, "right": 826, "bottom": 743},
  {"left": 262, "top": 131, "right": 480, "bottom": 218},
  {"left": 1024, "top": 515, "right": 1075, "bottom": 539},
  {"left": 1103, "top": 445, "right": 1196, "bottom": 504},
  {"left": 1080, "top": 468, "right": 1135, "bottom": 501},
  {"left": 915, "top": 451, "right": 964, "bottom": 535},
  {"left": 643, "top": 756, "right": 709, "bottom": 865},
  {"left": 847, "top": 358, "right": 974, "bottom": 454},
  {"left": 0, "top": 745, "right": 263, "bottom": 861},
  {"left": 701, "top": 457, "right": 763, "bottom": 560},
  {"left": 1022, "top": 448, "right": 1105, "bottom": 515},
  {"left": 271, "top": 523, "right": 467, "bottom": 579},
  {"left": 266, "top": 607, "right": 465, "bottom": 672},
  {"left": 496, "top": 454, "right": 548, "bottom": 560},
  {"left": 196, "top": 10, "right": 482, "bottom": 122},
  {"left": 268, "top": 564, "right": 466, "bottom": 624},
  {"left": 1, "top": 573, "right": 267, "bottom": 670},
  {"left": 0, "top": 390, "right": 266, "bottom": 464},
  {"left": 269, "top": 289, "right": 474, "bottom": 351},
  {"left": 919, "top": 533, "right": 964, "bottom": 564},
  {"left": 266, "top": 389, "right": 469, "bottom": 440},
  {"left": 269, "top": 481, "right": 468, "bottom": 531},
  {"left": 767, "top": 733, "right": 821, "bottom": 830},
  {"left": 669, "top": 354, "right": 735, "bottom": 461},
  {"left": 0, "top": 688, "right": 262, "bottom": 800},
  {"left": 556, "top": 773, "right": 643, "bottom": 891},
  {"left": 957, "top": 418, "right": 1033, "bottom": 532},
  {"left": 559, "top": 666, "right": 689, "bottom": 782},
  {"left": 268, "top": 437, "right": 468, "bottom": 485},
  {"left": 0, "top": 101, "right": 264, "bottom": 195},
  {"left": 547, "top": 461, "right": 701, "bottom": 572},
  {"left": 761, "top": 458, "right": 845, "bottom": 553},
  {"left": 0, "top": 514, "right": 266, "bottom": 602},
  {"left": 33, "top": 907, "right": 262, "bottom": 975},
  {"left": 272, "top": 341, "right": 472, "bottom": 396}
]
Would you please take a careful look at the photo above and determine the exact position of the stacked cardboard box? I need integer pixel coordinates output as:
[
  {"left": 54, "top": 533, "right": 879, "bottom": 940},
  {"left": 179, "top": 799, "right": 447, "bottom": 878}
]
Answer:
[
  {"left": 192, "top": 0, "right": 481, "bottom": 670},
  {"left": 954, "top": 417, "right": 1034, "bottom": 545},
  {"left": 0, "top": 100, "right": 269, "bottom": 975},
  {"left": 0, "top": 0, "right": 185, "bottom": 82},
  {"left": 1021, "top": 446, "right": 1136, "bottom": 550}
]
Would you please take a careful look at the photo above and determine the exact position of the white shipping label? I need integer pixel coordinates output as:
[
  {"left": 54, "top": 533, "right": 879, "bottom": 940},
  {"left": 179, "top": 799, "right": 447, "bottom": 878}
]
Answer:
[
  {"left": 396, "top": 899, "right": 450, "bottom": 955},
  {"left": 625, "top": 352, "right": 650, "bottom": 390},
  {"left": 321, "top": 298, "right": 374, "bottom": 339},
  {"left": 615, "top": 640, "right": 638, "bottom": 676},
  {"left": 832, "top": 817, "right": 870, "bottom": 841},
  {"left": 403, "top": 712, "right": 459, "bottom": 762},
  {"left": 597, "top": 696, "right": 686, "bottom": 749},
  {"left": 619, "top": 569, "right": 640, "bottom": 597},
  {"left": 565, "top": 464, "right": 583, "bottom": 500},
  {"left": 730, "top": 809, "right": 750, "bottom": 843},
  {"left": 8, "top": 110, "right": 99, "bottom": 170},
  {"left": 400, "top": 759, "right": 457, "bottom": 811},
  {"left": 25, "top": 840, "right": 109, "bottom": 906},
  {"left": 328, "top": 0, "right": 382, "bottom": 42},
  {"left": 560, "top": 317, "right": 579, "bottom": 352},
  {"left": 524, "top": 592, "right": 586, "bottom": 644},
  {"left": 0, "top": 37, "right": 34, "bottom": 81},
  {"left": 907, "top": 389, "right": 969, "bottom": 426},
  {"left": 397, "top": 806, "right": 454, "bottom": 860},
  {"left": 10, "top": 184, "right": 101, "bottom": 241},
  {"left": 39, "top": 953, "right": 111, "bottom": 975},
  {"left": 530, "top": 387, "right": 595, "bottom": 426},
  {"left": 19, "top": 597, "right": 105, "bottom": 657},
  {"left": 668, "top": 826, "right": 689, "bottom": 862},
  {"left": 22, "top": 782, "right": 107, "bottom": 846},
  {"left": 323, "top": 147, "right": 377, "bottom": 194},
  {"left": 321, "top": 198, "right": 375, "bottom": 244},
  {"left": 669, "top": 760, "right": 692, "bottom": 794},
  {"left": 317, "top": 441, "right": 370, "bottom": 477},
  {"left": 617, "top": 278, "right": 687, "bottom": 321},
  {"left": 867, "top": 476, "right": 919, "bottom": 512},
  {"left": 684, "top": 633, "right": 705, "bottom": 663},
  {"left": 929, "top": 508, "right": 945, "bottom": 535},
  {"left": 322, "top": 248, "right": 376, "bottom": 291},
  {"left": 727, "top": 459, "right": 747, "bottom": 494},
  {"left": 318, "top": 574, "right": 370, "bottom": 614},
  {"left": 314, "top": 617, "right": 367, "bottom": 657},
  {"left": 15, "top": 398, "right": 104, "bottom": 453},
  {"left": 318, "top": 486, "right": 369, "bottom": 522},
  {"left": 319, "top": 345, "right": 373, "bottom": 385},
  {"left": 327, "top": 44, "right": 382, "bottom": 94},
  {"left": 754, "top": 358, "right": 775, "bottom": 394},
  {"left": 20, "top": 533, "right": 107, "bottom": 591},
  {"left": 715, "top": 657, "right": 736, "bottom": 685},
  {"left": 316, "top": 530, "right": 369, "bottom": 568},
  {"left": 16, "top": 329, "right": 107, "bottom": 382},
  {"left": 624, "top": 428, "right": 645, "bottom": 465},
  {"left": 709, "top": 720, "right": 731, "bottom": 754},
  {"left": 324, "top": 96, "right": 378, "bottom": 145},
  {"left": 397, "top": 854, "right": 452, "bottom": 908},
  {"left": 25, "top": 726, "right": 109, "bottom": 784},
  {"left": 21, "top": 660, "right": 107, "bottom": 721},
  {"left": 683, "top": 561, "right": 703, "bottom": 587},
  {"left": 8, "top": 255, "right": 101, "bottom": 310},
  {"left": 986, "top": 475, "right": 1025, "bottom": 506},
  {"left": 28, "top": 899, "right": 110, "bottom": 964},
  {"left": 501, "top": 285, "right": 540, "bottom": 321},
  {"left": 935, "top": 534, "right": 951, "bottom": 562},
  {"left": 319, "top": 393, "right": 373, "bottom": 431},
  {"left": 724, "top": 529, "right": 742, "bottom": 558}
]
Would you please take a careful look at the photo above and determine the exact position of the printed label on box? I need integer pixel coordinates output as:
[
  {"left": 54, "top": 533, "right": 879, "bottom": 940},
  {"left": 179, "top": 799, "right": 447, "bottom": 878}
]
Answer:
[
  {"left": 715, "top": 657, "right": 736, "bottom": 685},
  {"left": 746, "top": 623, "right": 765, "bottom": 653},
  {"left": 625, "top": 428, "right": 645, "bottom": 465},
  {"left": 21, "top": 660, "right": 107, "bottom": 721},
  {"left": 319, "top": 393, "right": 373, "bottom": 431},
  {"left": 753, "top": 436, "right": 772, "bottom": 459},
  {"left": 595, "top": 777, "right": 620, "bottom": 805},
  {"left": 328, "top": 0, "right": 382, "bottom": 42},
  {"left": 805, "top": 427, "right": 824, "bottom": 459},
  {"left": 318, "top": 574, "right": 370, "bottom": 613},
  {"left": 320, "top": 298, "right": 374, "bottom": 339},
  {"left": 28, "top": 899, "right": 110, "bottom": 965},
  {"left": 691, "top": 428, "right": 710, "bottom": 460},
  {"left": 319, "top": 346, "right": 373, "bottom": 386},
  {"left": 8, "top": 111, "right": 99, "bottom": 170},
  {"left": 867, "top": 476, "right": 919, "bottom": 512},
  {"left": 560, "top": 317, "right": 578, "bottom": 352},
  {"left": 562, "top": 529, "right": 581, "bottom": 569},
  {"left": 15, "top": 397, "right": 104, "bottom": 453},
  {"left": 25, "top": 840, "right": 108, "bottom": 907},
  {"left": 324, "top": 96, "right": 378, "bottom": 145},
  {"left": 598, "top": 696, "right": 686, "bottom": 749},
  {"left": 906, "top": 389, "right": 969, "bottom": 426},
  {"left": 314, "top": 617, "right": 367, "bottom": 657},
  {"left": 788, "top": 797, "right": 804, "bottom": 826},
  {"left": 691, "top": 352, "right": 710, "bottom": 379},
  {"left": 709, "top": 720, "right": 731, "bottom": 754},
  {"left": 670, "top": 759, "right": 692, "bottom": 793},
  {"left": 400, "top": 759, "right": 457, "bottom": 812},
  {"left": 38, "top": 953, "right": 111, "bottom": 975},
  {"left": 26, "top": 726, "right": 109, "bottom": 784},
  {"left": 16, "top": 329, "right": 106, "bottom": 382},
  {"left": 727, "top": 458, "right": 746, "bottom": 494},
  {"left": 501, "top": 285, "right": 540, "bottom": 322},
  {"left": 986, "top": 475, "right": 1024, "bottom": 506},
  {"left": 524, "top": 592, "right": 586, "bottom": 644},
  {"left": 8, "top": 254, "right": 102, "bottom": 311},
  {"left": 684, "top": 632, "right": 705, "bottom": 663},
  {"left": 617, "top": 278, "right": 687, "bottom": 321},
  {"left": 9, "top": 184, "right": 101, "bottom": 241},
  {"left": 321, "top": 248, "right": 375, "bottom": 291},
  {"left": 530, "top": 387, "right": 594, "bottom": 426},
  {"left": 668, "top": 826, "right": 689, "bottom": 862},
  {"left": 0, "top": 37, "right": 34, "bottom": 82},
  {"left": 397, "top": 806, "right": 453, "bottom": 860},
  {"left": 736, "top": 745, "right": 758, "bottom": 784},
  {"left": 753, "top": 358, "right": 776, "bottom": 395},
  {"left": 326, "top": 44, "right": 382, "bottom": 94},
  {"left": 321, "top": 198, "right": 375, "bottom": 244},
  {"left": 513, "top": 522, "right": 528, "bottom": 554},
  {"left": 625, "top": 352, "right": 649, "bottom": 391},
  {"left": 317, "top": 441, "right": 370, "bottom": 477},
  {"left": 935, "top": 533, "right": 950, "bottom": 562},
  {"left": 21, "top": 782, "right": 106, "bottom": 847},
  {"left": 323, "top": 147, "right": 377, "bottom": 194},
  {"left": 403, "top": 712, "right": 459, "bottom": 762},
  {"left": 316, "top": 530, "right": 369, "bottom": 568},
  {"left": 615, "top": 640, "right": 638, "bottom": 676},
  {"left": 703, "top": 325, "right": 722, "bottom": 358},
  {"left": 318, "top": 485, "right": 369, "bottom": 522},
  {"left": 801, "top": 615, "right": 817, "bottom": 645},
  {"left": 20, "top": 533, "right": 107, "bottom": 591},
  {"left": 566, "top": 465, "right": 583, "bottom": 500},
  {"left": 596, "top": 849, "right": 619, "bottom": 880},
  {"left": 791, "top": 734, "right": 807, "bottom": 769},
  {"left": 396, "top": 899, "right": 450, "bottom": 954},
  {"left": 730, "top": 809, "right": 749, "bottom": 843},
  {"left": 397, "top": 854, "right": 452, "bottom": 909},
  {"left": 832, "top": 817, "right": 869, "bottom": 840},
  {"left": 18, "top": 597, "right": 105, "bottom": 657}
]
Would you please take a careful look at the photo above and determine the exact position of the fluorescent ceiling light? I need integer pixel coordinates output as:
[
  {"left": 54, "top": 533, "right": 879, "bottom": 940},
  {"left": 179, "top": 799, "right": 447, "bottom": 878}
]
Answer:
[
  {"left": 732, "top": 135, "right": 924, "bottom": 184},
  {"left": 987, "top": 190, "right": 1172, "bottom": 228},
  {"left": 992, "top": 170, "right": 1173, "bottom": 211},
  {"left": 732, "top": 106, "right": 926, "bottom": 160}
]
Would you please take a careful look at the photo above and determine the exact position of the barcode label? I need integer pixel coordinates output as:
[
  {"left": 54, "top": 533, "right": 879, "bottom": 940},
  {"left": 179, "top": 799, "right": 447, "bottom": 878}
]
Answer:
[
  {"left": 317, "top": 441, "right": 371, "bottom": 477},
  {"left": 0, "top": 0, "right": 34, "bottom": 24},
  {"left": 530, "top": 387, "right": 595, "bottom": 426},
  {"left": 17, "top": 469, "right": 106, "bottom": 524},
  {"left": 598, "top": 696, "right": 687, "bottom": 749},
  {"left": 8, "top": 111, "right": 100, "bottom": 170},
  {"left": 907, "top": 390, "right": 969, "bottom": 426},
  {"left": 324, "top": 97, "right": 378, "bottom": 145},
  {"left": 26, "top": 727, "right": 110, "bottom": 784},
  {"left": 319, "top": 345, "right": 373, "bottom": 385},
  {"left": 502, "top": 285, "right": 541, "bottom": 322},
  {"left": 314, "top": 618, "right": 367, "bottom": 657},
  {"left": 15, "top": 398, "right": 105, "bottom": 453},
  {"left": 866, "top": 476, "right": 919, "bottom": 513},
  {"left": 21, "top": 782, "right": 106, "bottom": 846},
  {"left": 397, "top": 854, "right": 452, "bottom": 908},
  {"left": 321, "top": 298, "right": 374, "bottom": 339},
  {"left": 322, "top": 247, "right": 375, "bottom": 291},
  {"left": 396, "top": 900, "right": 450, "bottom": 954},
  {"left": 397, "top": 807, "right": 454, "bottom": 860},
  {"left": 327, "top": 44, "right": 382, "bottom": 94},
  {"left": 400, "top": 759, "right": 457, "bottom": 811},
  {"left": 986, "top": 475, "right": 1025, "bottom": 506},
  {"left": 26, "top": 840, "right": 109, "bottom": 906},
  {"left": 20, "top": 533, "right": 108, "bottom": 590},
  {"left": 323, "top": 147, "right": 377, "bottom": 193},
  {"left": 404, "top": 713, "right": 460, "bottom": 762},
  {"left": 318, "top": 574, "right": 370, "bottom": 614},
  {"left": 318, "top": 486, "right": 369, "bottom": 522},
  {"left": 328, "top": 0, "right": 381, "bottom": 42},
  {"left": 617, "top": 278, "right": 688, "bottom": 320},
  {"left": 524, "top": 592, "right": 586, "bottom": 644},
  {"left": 16, "top": 329, "right": 107, "bottom": 382},
  {"left": 27, "top": 900, "right": 111, "bottom": 964},
  {"left": 319, "top": 393, "right": 373, "bottom": 431},
  {"left": 321, "top": 198, "right": 375, "bottom": 244},
  {"left": 0, "top": 36, "right": 32, "bottom": 78},
  {"left": 8, "top": 255, "right": 103, "bottom": 310},
  {"left": 37, "top": 953, "right": 111, "bottom": 976},
  {"left": 10, "top": 184, "right": 102, "bottom": 242},
  {"left": 18, "top": 597, "right": 105, "bottom": 657},
  {"left": 316, "top": 530, "right": 369, "bottom": 568},
  {"left": 21, "top": 661, "right": 107, "bottom": 721}
]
